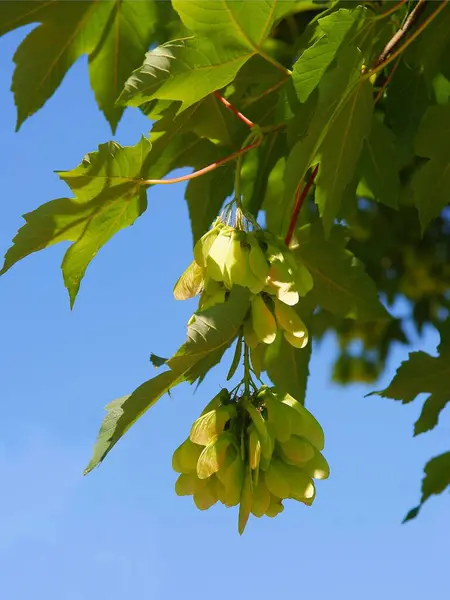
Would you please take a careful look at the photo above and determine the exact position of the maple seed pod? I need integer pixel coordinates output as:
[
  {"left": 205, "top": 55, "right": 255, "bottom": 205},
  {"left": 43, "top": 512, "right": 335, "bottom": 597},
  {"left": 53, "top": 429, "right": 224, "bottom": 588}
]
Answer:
[
  {"left": 284, "top": 330, "right": 309, "bottom": 349},
  {"left": 274, "top": 298, "right": 308, "bottom": 339},
  {"left": 264, "top": 458, "right": 291, "bottom": 498},
  {"left": 267, "top": 260, "right": 300, "bottom": 306},
  {"left": 250, "top": 343, "right": 265, "bottom": 379},
  {"left": 248, "top": 424, "right": 262, "bottom": 471},
  {"left": 206, "top": 227, "right": 234, "bottom": 284},
  {"left": 277, "top": 436, "right": 315, "bottom": 466},
  {"left": 194, "top": 226, "right": 221, "bottom": 268},
  {"left": 172, "top": 438, "right": 203, "bottom": 474},
  {"left": 251, "top": 472, "right": 271, "bottom": 518},
  {"left": 281, "top": 463, "right": 315, "bottom": 501},
  {"left": 193, "top": 481, "right": 218, "bottom": 511},
  {"left": 238, "top": 467, "right": 253, "bottom": 535},
  {"left": 196, "top": 432, "right": 237, "bottom": 479},
  {"left": 263, "top": 393, "right": 292, "bottom": 443},
  {"left": 276, "top": 285, "right": 300, "bottom": 307},
  {"left": 248, "top": 235, "right": 270, "bottom": 283},
  {"left": 173, "top": 260, "right": 204, "bottom": 300},
  {"left": 244, "top": 399, "right": 274, "bottom": 465},
  {"left": 243, "top": 318, "right": 260, "bottom": 349},
  {"left": 301, "top": 450, "right": 330, "bottom": 480},
  {"left": 175, "top": 473, "right": 198, "bottom": 496},
  {"left": 199, "top": 388, "right": 230, "bottom": 416},
  {"left": 281, "top": 394, "right": 325, "bottom": 451},
  {"left": 190, "top": 404, "right": 236, "bottom": 446},
  {"left": 251, "top": 294, "right": 277, "bottom": 344},
  {"left": 265, "top": 495, "right": 284, "bottom": 518},
  {"left": 227, "top": 232, "right": 249, "bottom": 287},
  {"left": 216, "top": 452, "right": 244, "bottom": 507}
]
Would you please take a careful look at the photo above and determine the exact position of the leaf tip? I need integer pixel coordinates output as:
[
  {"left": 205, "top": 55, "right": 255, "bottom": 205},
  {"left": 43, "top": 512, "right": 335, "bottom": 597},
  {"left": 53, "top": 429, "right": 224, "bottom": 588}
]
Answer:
[{"left": 402, "top": 505, "right": 420, "bottom": 523}]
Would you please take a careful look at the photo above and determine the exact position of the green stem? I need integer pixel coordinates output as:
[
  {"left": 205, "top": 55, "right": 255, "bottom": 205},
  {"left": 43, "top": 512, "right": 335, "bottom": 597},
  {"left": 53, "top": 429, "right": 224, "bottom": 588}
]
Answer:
[{"left": 243, "top": 343, "right": 251, "bottom": 397}]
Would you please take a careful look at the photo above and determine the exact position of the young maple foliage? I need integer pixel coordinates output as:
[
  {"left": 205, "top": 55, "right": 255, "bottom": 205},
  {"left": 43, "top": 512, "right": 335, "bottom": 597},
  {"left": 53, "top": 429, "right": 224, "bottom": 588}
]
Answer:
[{"left": 1, "top": 0, "right": 450, "bottom": 530}]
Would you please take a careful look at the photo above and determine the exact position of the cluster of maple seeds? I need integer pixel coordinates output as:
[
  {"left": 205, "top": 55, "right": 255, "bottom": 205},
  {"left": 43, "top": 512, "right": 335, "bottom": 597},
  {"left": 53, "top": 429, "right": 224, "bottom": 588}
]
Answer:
[
  {"left": 174, "top": 215, "right": 311, "bottom": 353},
  {"left": 173, "top": 386, "right": 329, "bottom": 534}
]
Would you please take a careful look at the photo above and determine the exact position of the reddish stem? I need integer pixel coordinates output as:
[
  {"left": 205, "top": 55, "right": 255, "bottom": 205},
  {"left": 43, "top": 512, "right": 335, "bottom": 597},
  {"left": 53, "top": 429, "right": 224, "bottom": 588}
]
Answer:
[
  {"left": 214, "top": 91, "right": 255, "bottom": 128},
  {"left": 374, "top": 54, "right": 401, "bottom": 104},
  {"left": 141, "top": 137, "right": 262, "bottom": 186},
  {"left": 374, "top": 0, "right": 409, "bottom": 20},
  {"left": 284, "top": 164, "right": 319, "bottom": 247}
]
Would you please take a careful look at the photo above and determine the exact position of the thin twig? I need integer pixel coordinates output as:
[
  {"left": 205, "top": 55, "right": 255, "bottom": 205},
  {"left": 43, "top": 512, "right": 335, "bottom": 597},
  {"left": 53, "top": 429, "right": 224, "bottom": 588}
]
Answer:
[
  {"left": 258, "top": 48, "right": 292, "bottom": 77},
  {"left": 375, "top": 0, "right": 427, "bottom": 67},
  {"left": 241, "top": 76, "right": 290, "bottom": 109},
  {"left": 140, "top": 136, "right": 262, "bottom": 186},
  {"left": 285, "top": 164, "right": 319, "bottom": 247},
  {"left": 214, "top": 91, "right": 255, "bottom": 128},
  {"left": 374, "top": 54, "right": 401, "bottom": 103},
  {"left": 366, "top": 0, "right": 447, "bottom": 80},
  {"left": 373, "top": 0, "right": 409, "bottom": 20}
]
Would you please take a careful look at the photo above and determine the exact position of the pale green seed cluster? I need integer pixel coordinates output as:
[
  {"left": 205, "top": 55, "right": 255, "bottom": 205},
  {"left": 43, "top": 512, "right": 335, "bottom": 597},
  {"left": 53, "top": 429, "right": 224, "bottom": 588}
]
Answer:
[
  {"left": 173, "top": 386, "right": 329, "bottom": 534},
  {"left": 174, "top": 218, "right": 311, "bottom": 351}
]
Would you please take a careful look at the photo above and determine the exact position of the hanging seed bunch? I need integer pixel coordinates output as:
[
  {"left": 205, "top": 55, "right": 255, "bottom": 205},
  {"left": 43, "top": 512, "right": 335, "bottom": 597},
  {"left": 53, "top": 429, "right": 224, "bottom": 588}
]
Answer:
[
  {"left": 173, "top": 208, "right": 312, "bottom": 349},
  {"left": 172, "top": 385, "right": 329, "bottom": 534}
]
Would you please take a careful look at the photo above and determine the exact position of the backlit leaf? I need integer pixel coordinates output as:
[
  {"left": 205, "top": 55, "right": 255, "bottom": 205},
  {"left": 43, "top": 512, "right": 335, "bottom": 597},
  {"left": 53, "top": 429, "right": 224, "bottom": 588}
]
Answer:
[
  {"left": 291, "top": 7, "right": 366, "bottom": 103},
  {"left": 359, "top": 119, "right": 400, "bottom": 210},
  {"left": 85, "top": 369, "right": 182, "bottom": 473},
  {"left": 1, "top": 138, "right": 152, "bottom": 306},
  {"left": 168, "top": 286, "right": 250, "bottom": 374},
  {"left": 1, "top": 0, "right": 168, "bottom": 130},
  {"left": 403, "top": 452, "right": 450, "bottom": 522},
  {"left": 295, "top": 222, "right": 389, "bottom": 321},
  {"left": 119, "top": 0, "right": 292, "bottom": 111},
  {"left": 371, "top": 325, "right": 450, "bottom": 435},
  {"left": 411, "top": 105, "right": 450, "bottom": 231}
]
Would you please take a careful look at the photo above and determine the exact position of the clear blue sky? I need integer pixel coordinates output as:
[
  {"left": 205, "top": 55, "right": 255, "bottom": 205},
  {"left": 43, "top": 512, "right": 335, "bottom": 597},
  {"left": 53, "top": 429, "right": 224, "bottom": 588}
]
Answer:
[{"left": 0, "top": 27, "right": 448, "bottom": 600}]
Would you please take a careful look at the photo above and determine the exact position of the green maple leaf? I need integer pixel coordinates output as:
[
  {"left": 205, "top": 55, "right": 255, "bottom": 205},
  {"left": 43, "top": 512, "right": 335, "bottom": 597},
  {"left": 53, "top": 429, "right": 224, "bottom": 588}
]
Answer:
[
  {"left": 1, "top": 92, "right": 239, "bottom": 302},
  {"left": 385, "top": 58, "right": 431, "bottom": 165},
  {"left": 1, "top": 0, "right": 166, "bottom": 131},
  {"left": 168, "top": 286, "right": 250, "bottom": 375},
  {"left": 145, "top": 98, "right": 239, "bottom": 243},
  {"left": 284, "top": 45, "right": 373, "bottom": 235},
  {"left": 1, "top": 138, "right": 152, "bottom": 306},
  {"left": 118, "top": 0, "right": 292, "bottom": 112},
  {"left": 313, "top": 74, "right": 373, "bottom": 232},
  {"left": 291, "top": 7, "right": 367, "bottom": 103},
  {"left": 85, "top": 370, "right": 183, "bottom": 473},
  {"left": 86, "top": 286, "right": 250, "bottom": 471},
  {"left": 242, "top": 130, "right": 287, "bottom": 217},
  {"left": 411, "top": 105, "right": 450, "bottom": 231},
  {"left": 294, "top": 222, "right": 389, "bottom": 322},
  {"left": 371, "top": 325, "right": 450, "bottom": 436},
  {"left": 406, "top": 3, "right": 450, "bottom": 84},
  {"left": 359, "top": 119, "right": 400, "bottom": 210},
  {"left": 403, "top": 452, "right": 450, "bottom": 522}
]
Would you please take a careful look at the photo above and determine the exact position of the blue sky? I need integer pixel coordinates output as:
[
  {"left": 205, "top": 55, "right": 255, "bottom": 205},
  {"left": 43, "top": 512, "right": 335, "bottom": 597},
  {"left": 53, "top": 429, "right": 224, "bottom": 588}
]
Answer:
[{"left": 0, "top": 28, "right": 448, "bottom": 600}]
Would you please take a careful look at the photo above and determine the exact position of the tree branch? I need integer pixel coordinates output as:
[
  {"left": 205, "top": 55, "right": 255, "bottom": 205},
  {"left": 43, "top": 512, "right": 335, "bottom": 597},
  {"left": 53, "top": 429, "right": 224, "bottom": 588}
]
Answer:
[
  {"left": 373, "top": 0, "right": 409, "bottom": 21},
  {"left": 214, "top": 91, "right": 255, "bottom": 128},
  {"left": 140, "top": 136, "right": 262, "bottom": 186},
  {"left": 375, "top": 0, "right": 427, "bottom": 67},
  {"left": 284, "top": 164, "right": 319, "bottom": 247},
  {"left": 366, "top": 0, "right": 448, "bottom": 80}
]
